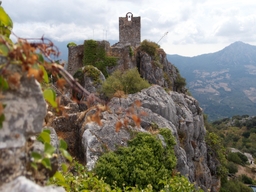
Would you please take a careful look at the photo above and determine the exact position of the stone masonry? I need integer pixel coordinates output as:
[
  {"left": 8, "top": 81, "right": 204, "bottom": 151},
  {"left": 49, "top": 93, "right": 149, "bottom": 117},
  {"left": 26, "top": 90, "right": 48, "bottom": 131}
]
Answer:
[{"left": 119, "top": 12, "right": 141, "bottom": 47}]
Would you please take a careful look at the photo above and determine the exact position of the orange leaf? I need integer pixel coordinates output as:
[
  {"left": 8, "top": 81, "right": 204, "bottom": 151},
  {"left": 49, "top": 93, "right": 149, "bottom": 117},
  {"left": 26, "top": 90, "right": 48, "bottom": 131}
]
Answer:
[
  {"left": 91, "top": 111, "right": 102, "bottom": 126},
  {"left": 115, "top": 121, "right": 122, "bottom": 132},
  {"left": 134, "top": 100, "right": 141, "bottom": 107},
  {"left": 8, "top": 72, "right": 21, "bottom": 88},
  {"left": 56, "top": 78, "right": 66, "bottom": 88},
  {"left": 27, "top": 68, "right": 43, "bottom": 82},
  {"left": 131, "top": 114, "right": 141, "bottom": 127},
  {"left": 123, "top": 117, "right": 129, "bottom": 127},
  {"left": 139, "top": 111, "right": 148, "bottom": 116}
]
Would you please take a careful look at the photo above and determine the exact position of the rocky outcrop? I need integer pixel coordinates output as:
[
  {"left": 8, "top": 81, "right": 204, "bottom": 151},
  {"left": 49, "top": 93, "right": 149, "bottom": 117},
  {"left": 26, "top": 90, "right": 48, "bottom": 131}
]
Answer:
[
  {"left": 49, "top": 85, "right": 218, "bottom": 191},
  {"left": 0, "top": 77, "right": 47, "bottom": 185},
  {"left": 0, "top": 76, "right": 63, "bottom": 191},
  {"left": 0, "top": 176, "right": 65, "bottom": 192},
  {"left": 137, "top": 49, "right": 178, "bottom": 90}
]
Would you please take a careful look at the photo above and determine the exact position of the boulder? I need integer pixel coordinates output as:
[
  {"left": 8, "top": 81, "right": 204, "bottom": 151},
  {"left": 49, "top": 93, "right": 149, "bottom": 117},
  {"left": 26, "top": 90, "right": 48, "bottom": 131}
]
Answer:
[
  {"left": 0, "top": 176, "right": 65, "bottom": 192},
  {"left": 0, "top": 76, "right": 47, "bottom": 186}
]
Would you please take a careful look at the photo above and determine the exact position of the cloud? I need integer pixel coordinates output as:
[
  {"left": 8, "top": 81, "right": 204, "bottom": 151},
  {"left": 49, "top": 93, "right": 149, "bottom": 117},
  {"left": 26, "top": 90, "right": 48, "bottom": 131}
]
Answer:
[{"left": 3, "top": 0, "right": 256, "bottom": 56}]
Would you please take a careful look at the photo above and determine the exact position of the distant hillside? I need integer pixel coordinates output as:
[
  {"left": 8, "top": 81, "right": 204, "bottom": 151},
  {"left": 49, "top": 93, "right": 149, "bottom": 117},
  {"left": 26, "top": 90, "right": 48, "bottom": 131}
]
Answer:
[{"left": 168, "top": 41, "right": 256, "bottom": 121}]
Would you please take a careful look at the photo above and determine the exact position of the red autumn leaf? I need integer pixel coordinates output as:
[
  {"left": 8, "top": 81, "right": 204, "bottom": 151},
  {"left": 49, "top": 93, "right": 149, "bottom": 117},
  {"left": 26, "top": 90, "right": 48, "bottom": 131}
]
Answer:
[
  {"left": 115, "top": 121, "right": 123, "bottom": 132},
  {"left": 131, "top": 114, "right": 141, "bottom": 127},
  {"left": 134, "top": 100, "right": 141, "bottom": 107},
  {"left": 27, "top": 68, "right": 43, "bottom": 82},
  {"left": 8, "top": 72, "right": 21, "bottom": 88},
  {"left": 123, "top": 117, "right": 129, "bottom": 127},
  {"left": 91, "top": 111, "right": 102, "bottom": 126},
  {"left": 56, "top": 78, "right": 66, "bottom": 89},
  {"left": 139, "top": 111, "right": 148, "bottom": 116}
]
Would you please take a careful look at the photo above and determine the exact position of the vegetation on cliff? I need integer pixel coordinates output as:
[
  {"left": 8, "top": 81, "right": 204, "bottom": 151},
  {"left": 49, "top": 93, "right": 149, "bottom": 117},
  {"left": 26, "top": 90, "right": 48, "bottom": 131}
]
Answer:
[
  {"left": 101, "top": 68, "right": 150, "bottom": 98},
  {"left": 83, "top": 40, "right": 117, "bottom": 77},
  {"left": 205, "top": 115, "right": 256, "bottom": 191}
]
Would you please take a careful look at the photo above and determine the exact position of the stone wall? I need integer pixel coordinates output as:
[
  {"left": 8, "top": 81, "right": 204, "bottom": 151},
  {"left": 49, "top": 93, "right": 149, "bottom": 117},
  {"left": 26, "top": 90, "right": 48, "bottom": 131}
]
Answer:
[
  {"left": 119, "top": 12, "right": 141, "bottom": 47},
  {"left": 67, "top": 44, "right": 84, "bottom": 75},
  {"left": 67, "top": 41, "right": 111, "bottom": 76}
]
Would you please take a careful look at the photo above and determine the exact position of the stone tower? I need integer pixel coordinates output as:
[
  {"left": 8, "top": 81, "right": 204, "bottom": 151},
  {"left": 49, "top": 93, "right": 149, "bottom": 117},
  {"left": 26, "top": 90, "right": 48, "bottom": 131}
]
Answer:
[{"left": 119, "top": 12, "right": 141, "bottom": 47}]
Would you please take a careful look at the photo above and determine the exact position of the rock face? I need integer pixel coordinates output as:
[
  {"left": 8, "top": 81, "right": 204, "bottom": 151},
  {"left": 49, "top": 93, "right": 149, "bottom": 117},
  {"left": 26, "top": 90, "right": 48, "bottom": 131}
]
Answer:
[
  {"left": 62, "top": 43, "right": 220, "bottom": 191},
  {"left": 0, "top": 176, "right": 65, "bottom": 192},
  {"left": 137, "top": 49, "right": 178, "bottom": 90},
  {"left": 71, "top": 85, "right": 218, "bottom": 191},
  {"left": 0, "top": 77, "right": 47, "bottom": 185},
  {"left": 0, "top": 76, "right": 63, "bottom": 191}
]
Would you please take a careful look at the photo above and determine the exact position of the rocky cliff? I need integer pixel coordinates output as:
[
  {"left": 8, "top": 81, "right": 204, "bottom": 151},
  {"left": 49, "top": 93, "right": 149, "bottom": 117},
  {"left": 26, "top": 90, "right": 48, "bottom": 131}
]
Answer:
[
  {"left": 48, "top": 42, "right": 220, "bottom": 191},
  {"left": 0, "top": 41, "right": 220, "bottom": 191}
]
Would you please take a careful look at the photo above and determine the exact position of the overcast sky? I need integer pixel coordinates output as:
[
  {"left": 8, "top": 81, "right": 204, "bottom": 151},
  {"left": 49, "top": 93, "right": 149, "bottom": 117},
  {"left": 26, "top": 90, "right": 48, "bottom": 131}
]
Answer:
[{"left": 2, "top": 0, "right": 256, "bottom": 56}]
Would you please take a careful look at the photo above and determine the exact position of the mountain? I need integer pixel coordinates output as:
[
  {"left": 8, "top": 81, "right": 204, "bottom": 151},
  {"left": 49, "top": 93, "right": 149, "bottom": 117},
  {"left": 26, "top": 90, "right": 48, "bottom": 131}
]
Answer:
[{"left": 167, "top": 41, "right": 256, "bottom": 121}]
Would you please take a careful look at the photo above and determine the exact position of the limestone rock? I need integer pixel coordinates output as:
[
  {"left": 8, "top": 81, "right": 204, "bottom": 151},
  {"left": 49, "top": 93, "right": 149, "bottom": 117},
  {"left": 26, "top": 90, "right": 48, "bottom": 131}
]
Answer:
[
  {"left": 78, "top": 85, "right": 218, "bottom": 191},
  {"left": 0, "top": 176, "right": 65, "bottom": 192},
  {"left": 0, "top": 77, "right": 47, "bottom": 149},
  {"left": 0, "top": 77, "right": 47, "bottom": 186}
]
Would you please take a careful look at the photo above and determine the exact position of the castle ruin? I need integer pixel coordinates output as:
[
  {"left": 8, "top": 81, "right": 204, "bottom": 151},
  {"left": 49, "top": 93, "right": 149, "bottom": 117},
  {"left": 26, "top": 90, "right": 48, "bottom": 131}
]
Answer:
[
  {"left": 118, "top": 12, "right": 141, "bottom": 47},
  {"left": 67, "top": 12, "right": 141, "bottom": 75}
]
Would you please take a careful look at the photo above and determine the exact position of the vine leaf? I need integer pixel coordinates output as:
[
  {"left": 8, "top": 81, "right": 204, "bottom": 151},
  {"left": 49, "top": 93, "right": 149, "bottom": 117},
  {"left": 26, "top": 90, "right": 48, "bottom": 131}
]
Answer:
[
  {"left": 60, "top": 148, "right": 72, "bottom": 162},
  {"left": 39, "top": 65, "right": 49, "bottom": 83},
  {"left": 53, "top": 171, "right": 65, "bottom": 182},
  {"left": 43, "top": 88, "right": 58, "bottom": 108},
  {"left": 37, "top": 130, "right": 51, "bottom": 143},
  {"left": 42, "top": 158, "right": 52, "bottom": 170},
  {"left": 0, "top": 76, "right": 8, "bottom": 90},
  {"left": 31, "top": 151, "right": 42, "bottom": 162},
  {"left": 59, "top": 139, "right": 67, "bottom": 150},
  {"left": 44, "top": 142, "right": 56, "bottom": 156}
]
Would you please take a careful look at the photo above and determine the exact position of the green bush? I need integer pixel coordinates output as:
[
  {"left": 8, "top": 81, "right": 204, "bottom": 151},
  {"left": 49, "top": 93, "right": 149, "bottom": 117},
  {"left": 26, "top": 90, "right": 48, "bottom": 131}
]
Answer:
[
  {"left": 140, "top": 40, "right": 160, "bottom": 57},
  {"left": 175, "top": 73, "right": 186, "bottom": 91},
  {"left": 50, "top": 160, "right": 201, "bottom": 192},
  {"left": 239, "top": 174, "right": 253, "bottom": 184},
  {"left": 101, "top": 68, "right": 150, "bottom": 98},
  {"left": 94, "top": 129, "right": 177, "bottom": 191},
  {"left": 205, "top": 132, "right": 228, "bottom": 178},
  {"left": 220, "top": 179, "right": 252, "bottom": 192},
  {"left": 227, "top": 152, "right": 248, "bottom": 165},
  {"left": 83, "top": 40, "right": 117, "bottom": 77},
  {"left": 226, "top": 162, "right": 238, "bottom": 174},
  {"left": 67, "top": 42, "right": 77, "bottom": 48}
]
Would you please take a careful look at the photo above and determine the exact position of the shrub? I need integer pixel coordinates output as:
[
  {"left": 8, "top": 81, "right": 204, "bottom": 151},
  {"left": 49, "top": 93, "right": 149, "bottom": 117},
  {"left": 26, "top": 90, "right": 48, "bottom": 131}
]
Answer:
[
  {"left": 175, "top": 73, "right": 186, "bottom": 91},
  {"left": 205, "top": 132, "right": 228, "bottom": 178},
  {"left": 94, "top": 129, "right": 177, "bottom": 191},
  {"left": 140, "top": 40, "right": 160, "bottom": 57},
  {"left": 220, "top": 179, "right": 252, "bottom": 192},
  {"left": 67, "top": 42, "right": 77, "bottom": 48},
  {"left": 239, "top": 174, "right": 253, "bottom": 184},
  {"left": 101, "top": 68, "right": 150, "bottom": 98},
  {"left": 83, "top": 40, "right": 117, "bottom": 77},
  {"left": 226, "top": 162, "right": 238, "bottom": 174},
  {"left": 227, "top": 152, "right": 248, "bottom": 165}
]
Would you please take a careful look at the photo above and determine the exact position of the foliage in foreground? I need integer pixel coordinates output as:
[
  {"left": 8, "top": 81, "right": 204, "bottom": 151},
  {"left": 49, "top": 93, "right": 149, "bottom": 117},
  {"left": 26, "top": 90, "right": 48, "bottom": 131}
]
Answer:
[
  {"left": 94, "top": 129, "right": 177, "bottom": 191},
  {"left": 101, "top": 68, "right": 150, "bottom": 98},
  {"left": 50, "top": 160, "right": 202, "bottom": 192}
]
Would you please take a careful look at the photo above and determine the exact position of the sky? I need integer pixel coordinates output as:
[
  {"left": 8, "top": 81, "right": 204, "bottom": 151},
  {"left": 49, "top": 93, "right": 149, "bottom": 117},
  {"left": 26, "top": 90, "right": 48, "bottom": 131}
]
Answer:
[{"left": 2, "top": 0, "right": 256, "bottom": 57}]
